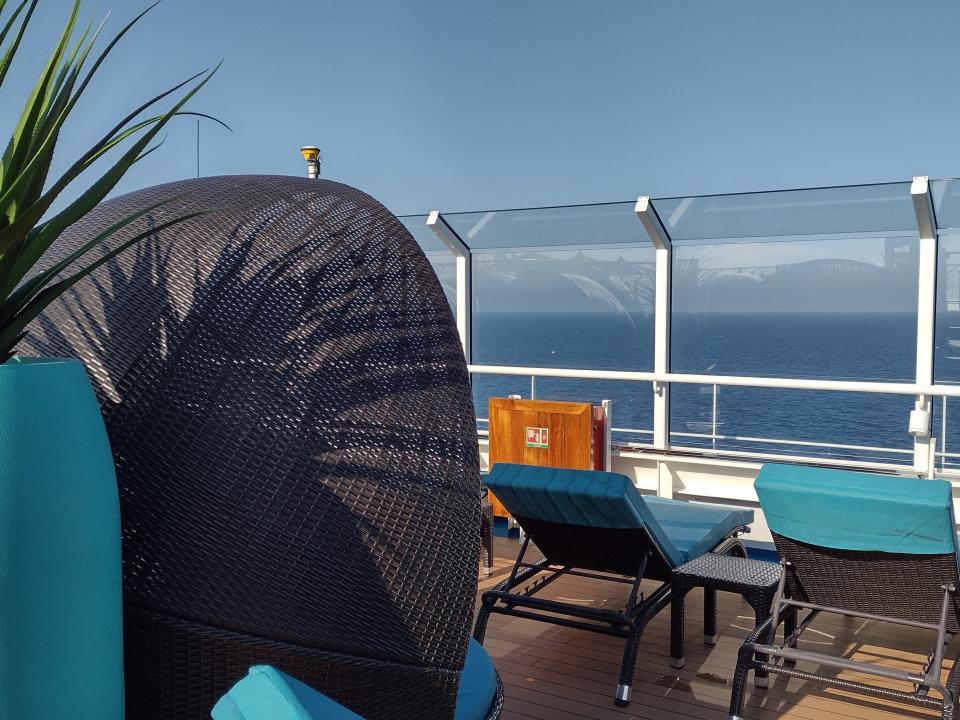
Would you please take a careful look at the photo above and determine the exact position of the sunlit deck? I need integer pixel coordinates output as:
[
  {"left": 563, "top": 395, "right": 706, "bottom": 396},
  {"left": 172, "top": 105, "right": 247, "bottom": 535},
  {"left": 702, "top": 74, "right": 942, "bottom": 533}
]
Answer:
[{"left": 479, "top": 536, "right": 952, "bottom": 720}]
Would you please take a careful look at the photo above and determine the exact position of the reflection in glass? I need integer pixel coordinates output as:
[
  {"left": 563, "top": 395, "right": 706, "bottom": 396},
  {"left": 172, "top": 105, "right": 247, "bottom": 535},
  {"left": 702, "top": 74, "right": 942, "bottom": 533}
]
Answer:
[
  {"left": 668, "top": 197, "right": 919, "bottom": 462},
  {"left": 657, "top": 182, "right": 915, "bottom": 242},
  {"left": 934, "top": 231, "right": 960, "bottom": 468},
  {"left": 398, "top": 215, "right": 457, "bottom": 315},
  {"left": 472, "top": 242, "right": 655, "bottom": 439}
]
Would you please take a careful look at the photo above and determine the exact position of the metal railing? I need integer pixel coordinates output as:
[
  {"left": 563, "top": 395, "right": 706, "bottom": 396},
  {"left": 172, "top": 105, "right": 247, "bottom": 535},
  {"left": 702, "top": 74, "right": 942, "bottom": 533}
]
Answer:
[{"left": 469, "top": 364, "right": 960, "bottom": 475}]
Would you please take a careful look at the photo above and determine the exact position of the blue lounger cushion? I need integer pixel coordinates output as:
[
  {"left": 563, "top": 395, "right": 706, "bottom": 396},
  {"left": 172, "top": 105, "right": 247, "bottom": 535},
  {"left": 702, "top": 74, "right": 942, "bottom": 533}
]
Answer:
[
  {"left": 211, "top": 665, "right": 364, "bottom": 719},
  {"left": 755, "top": 463, "right": 959, "bottom": 556},
  {"left": 456, "top": 638, "right": 498, "bottom": 720},
  {"left": 211, "top": 639, "right": 497, "bottom": 720},
  {"left": 486, "top": 463, "right": 753, "bottom": 568}
]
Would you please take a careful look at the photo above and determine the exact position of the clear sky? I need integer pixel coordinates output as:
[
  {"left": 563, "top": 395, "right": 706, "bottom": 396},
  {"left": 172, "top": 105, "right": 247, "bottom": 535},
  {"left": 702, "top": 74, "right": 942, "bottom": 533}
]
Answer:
[{"left": 5, "top": 0, "right": 960, "bottom": 216}]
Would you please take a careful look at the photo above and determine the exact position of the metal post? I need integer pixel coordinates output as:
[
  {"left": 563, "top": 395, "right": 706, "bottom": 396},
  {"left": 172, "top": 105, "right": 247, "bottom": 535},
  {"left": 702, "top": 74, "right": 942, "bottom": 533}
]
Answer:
[
  {"left": 602, "top": 399, "right": 613, "bottom": 471},
  {"left": 530, "top": 375, "right": 537, "bottom": 400},
  {"left": 427, "top": 211, "right": 473, "bottom": 364},
  {"left": 942, "top": 397, "right": 948, "bottom": 472},
  {"left": 910, "top": 177, "right": 938, "bottom": 474},
  {"left": 636, "top": 196, "right": 673, "bottom": 496},
  {"left": 711, "top": 384, "right": 718, "bottom": 450}
]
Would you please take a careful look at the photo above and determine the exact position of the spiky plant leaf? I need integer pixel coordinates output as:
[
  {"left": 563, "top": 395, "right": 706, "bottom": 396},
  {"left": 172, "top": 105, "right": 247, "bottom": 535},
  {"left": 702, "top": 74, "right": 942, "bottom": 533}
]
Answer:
[{"left": 0, "top": 0, "right": 223, "bottom": 361}]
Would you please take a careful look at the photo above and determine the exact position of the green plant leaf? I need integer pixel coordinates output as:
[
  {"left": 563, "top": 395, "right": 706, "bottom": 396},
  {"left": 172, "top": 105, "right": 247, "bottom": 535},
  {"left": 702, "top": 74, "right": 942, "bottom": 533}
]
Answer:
[
  {"left": 0, "top": 211, "right": 205, "bottom": 356},
  {"left": 0, "top": 0, "right": 36, "bottom": 88},
  {"left": 0, "top": 196, "right": 179, "bottom": 316},
  {"left": 0, "top": 65, "right": 219, "bottom": 258},
  {"left": 0, "top": 0, "right": 221, "bottom": 360}
]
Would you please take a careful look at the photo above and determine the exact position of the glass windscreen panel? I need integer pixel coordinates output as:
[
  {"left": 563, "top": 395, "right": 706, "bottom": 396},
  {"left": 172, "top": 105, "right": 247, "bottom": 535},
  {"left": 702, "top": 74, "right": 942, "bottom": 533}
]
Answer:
[
  {"left": 932, "top": 180, "right": 960, "bottom": 467},
  {"left": 669, "top": 184, "right": 919, "bottom": 463},
  {"left": 657, "top": 182, "right": 916, "bottom": 242},
  {"left": 444, "top": 201, "right": 640, "bottom": 250},
  {"left": 398, "top": 215, "right": 456, "bottom": 314},
  {"left": 470, "top": 206, "right": 656, "bottom": 438}
]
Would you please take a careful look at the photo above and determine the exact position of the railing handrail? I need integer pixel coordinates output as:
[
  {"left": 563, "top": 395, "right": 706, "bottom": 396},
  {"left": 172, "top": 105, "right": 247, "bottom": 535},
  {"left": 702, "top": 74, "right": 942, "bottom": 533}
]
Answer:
[{"left": 467, "top": 363, "right": 960, "bottom": 398}]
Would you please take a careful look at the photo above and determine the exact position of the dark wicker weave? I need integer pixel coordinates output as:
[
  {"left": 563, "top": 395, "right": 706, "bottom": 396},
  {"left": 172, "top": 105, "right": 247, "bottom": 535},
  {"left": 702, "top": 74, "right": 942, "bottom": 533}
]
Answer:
[
  {"left": 728, "top": 532, "right": 960, "bottom": 720},
  {"left": 671, "top": 550, "right": 786, "bottom": 669},
  {"left": 20, "top": 176, "right": 497, "bottom": 720}
]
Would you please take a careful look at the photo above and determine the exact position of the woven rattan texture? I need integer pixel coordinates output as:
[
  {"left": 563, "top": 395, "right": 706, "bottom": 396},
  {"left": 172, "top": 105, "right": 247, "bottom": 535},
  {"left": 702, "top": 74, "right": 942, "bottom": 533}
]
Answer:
[
  {"left": 772, "top": 532, "right": 960, "bottom": 633},
  {"left": 21, "top": 176, "right": 481, "bottom": 719},
  {"left": 674, "top": 553, "right": 781, "bottom": 588}
]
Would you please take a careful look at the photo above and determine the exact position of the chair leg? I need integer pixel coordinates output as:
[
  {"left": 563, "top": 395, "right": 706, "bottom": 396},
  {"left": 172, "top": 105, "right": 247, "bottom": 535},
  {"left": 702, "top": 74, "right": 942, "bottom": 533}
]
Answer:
[
  {"left": 473, "top": 597, "right": 494, "bottom": 643},
  {"left": 480, "top": 507, "right": 494, "bottom": 576},
  {"left": 670, "top": 585, "right": 688, "bottom": 668},
  {"left": 704, "top": 587, "right": 718, "bottom": 646},
  {"left": 941, "top": 653, "right": 960, "bottom": 720},
  {"left": 750, "top": 605, "right": 772, "bottom": 689},
  {"left": 727, "top": 641, "right": 754, "bottom": 720},
  {"left": 615, "top": 629, "right": 642, "bottom": 707}
]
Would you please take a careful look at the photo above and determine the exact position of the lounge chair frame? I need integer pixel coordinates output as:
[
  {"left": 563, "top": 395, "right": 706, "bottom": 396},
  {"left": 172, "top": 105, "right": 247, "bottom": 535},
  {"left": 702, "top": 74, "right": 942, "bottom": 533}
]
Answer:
[
  {"left": 729, "top": 533, "right": 960, "bottom": 720},
  {"left": 474, "top": 514, "right": 749, "bottom": 707}
]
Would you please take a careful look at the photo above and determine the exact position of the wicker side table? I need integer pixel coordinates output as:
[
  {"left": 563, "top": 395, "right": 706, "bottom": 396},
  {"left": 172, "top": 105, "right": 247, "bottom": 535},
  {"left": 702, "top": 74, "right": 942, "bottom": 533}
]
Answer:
[{"left": 671, "top": 553, "right": 788, "bottom": 688}]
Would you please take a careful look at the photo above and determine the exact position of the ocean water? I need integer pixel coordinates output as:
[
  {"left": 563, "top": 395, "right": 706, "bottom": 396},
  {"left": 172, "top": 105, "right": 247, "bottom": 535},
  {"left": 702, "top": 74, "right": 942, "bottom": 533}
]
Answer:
[{"left": 472, "top": 311, "right": 960, "bottom": 465}]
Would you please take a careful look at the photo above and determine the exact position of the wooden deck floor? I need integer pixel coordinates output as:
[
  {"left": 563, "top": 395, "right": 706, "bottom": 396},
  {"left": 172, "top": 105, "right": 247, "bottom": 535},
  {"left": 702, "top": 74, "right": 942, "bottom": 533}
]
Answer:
[{"left": 477, "top": 536, "right": 954, "bottom": 720}]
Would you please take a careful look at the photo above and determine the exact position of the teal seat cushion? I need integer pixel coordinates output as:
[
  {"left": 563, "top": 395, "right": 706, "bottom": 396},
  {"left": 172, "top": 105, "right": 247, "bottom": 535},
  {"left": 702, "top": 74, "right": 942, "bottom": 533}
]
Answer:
[
  {"left": 211, "top": 665, "right": 364, "bottom": 719},
  {"left": 755, "top": 463, "right": 958, "bottom": 556},
  {"left": 211, "top": 641, "right": 497, "bottom": 720},
  {"left": 455, "top": 639, "right": 497, "bottom": 720},
  {"left": 485, "top": 464, "right": 753, "bottom": 568},
  {"left": 644, "top": 496, "right": 754, "bottom": 562}
]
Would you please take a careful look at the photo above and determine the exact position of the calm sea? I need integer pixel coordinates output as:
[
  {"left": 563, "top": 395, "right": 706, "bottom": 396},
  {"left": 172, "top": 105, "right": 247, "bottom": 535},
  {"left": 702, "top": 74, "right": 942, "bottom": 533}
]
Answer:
[{"left": 471, "top": 311, "right": 960, "bottom": 465}]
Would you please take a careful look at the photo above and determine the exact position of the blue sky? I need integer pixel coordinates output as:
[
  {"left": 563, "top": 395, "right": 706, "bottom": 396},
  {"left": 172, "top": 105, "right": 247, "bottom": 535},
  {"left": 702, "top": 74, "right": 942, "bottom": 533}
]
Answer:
[{"left": 5, "top": 0, "right": 960, "bottom": 216}]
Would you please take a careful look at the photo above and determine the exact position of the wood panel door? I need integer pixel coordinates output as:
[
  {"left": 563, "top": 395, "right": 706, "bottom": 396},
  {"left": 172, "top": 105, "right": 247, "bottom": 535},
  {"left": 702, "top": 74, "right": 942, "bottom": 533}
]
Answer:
[{"left": 487, "top": 398, "right": 594, "bottom": 518}]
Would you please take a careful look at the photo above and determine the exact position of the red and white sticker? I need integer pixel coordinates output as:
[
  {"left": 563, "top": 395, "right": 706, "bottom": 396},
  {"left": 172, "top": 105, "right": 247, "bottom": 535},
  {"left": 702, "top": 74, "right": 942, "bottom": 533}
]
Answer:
[{"left": 525, "top": 427, "right": 549, "bottom": 449}]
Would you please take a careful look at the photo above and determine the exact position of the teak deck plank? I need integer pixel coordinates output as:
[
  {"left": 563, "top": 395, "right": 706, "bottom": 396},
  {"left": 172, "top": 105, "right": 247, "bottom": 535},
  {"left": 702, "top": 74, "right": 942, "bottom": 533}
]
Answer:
[{"left": 478, "top": 536, "right": 952, "bottom": 720}]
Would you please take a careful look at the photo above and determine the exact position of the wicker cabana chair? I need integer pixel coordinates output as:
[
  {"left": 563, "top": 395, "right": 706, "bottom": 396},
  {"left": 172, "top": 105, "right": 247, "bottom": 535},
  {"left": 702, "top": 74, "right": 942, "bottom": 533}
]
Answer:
[{"left": 20, "top": 176, "right": 500, "bottom": 720}]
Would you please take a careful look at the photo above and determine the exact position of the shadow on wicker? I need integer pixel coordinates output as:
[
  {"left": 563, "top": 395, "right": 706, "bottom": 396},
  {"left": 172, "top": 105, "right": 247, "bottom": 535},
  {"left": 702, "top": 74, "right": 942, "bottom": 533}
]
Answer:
[{"left": 20, "top": 176, "right": 497, "bottom": 720}]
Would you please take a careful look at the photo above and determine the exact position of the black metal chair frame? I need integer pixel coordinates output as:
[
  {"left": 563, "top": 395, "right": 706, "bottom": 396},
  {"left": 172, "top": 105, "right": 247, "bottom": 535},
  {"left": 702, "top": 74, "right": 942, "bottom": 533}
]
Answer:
[
  {"left": 729, "top": 535, "right": 960, "bottom": 720},
  {"left": 473, "top": 514, "right": 749, "bottom": 707}
]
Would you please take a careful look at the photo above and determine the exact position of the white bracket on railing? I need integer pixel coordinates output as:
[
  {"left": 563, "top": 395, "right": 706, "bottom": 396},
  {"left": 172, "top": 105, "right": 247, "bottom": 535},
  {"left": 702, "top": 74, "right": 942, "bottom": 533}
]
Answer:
[
  {"left": 635, "top": 196, "right": 671, "bottom": 251},
  {"left": 427, "top": 210, "right": 472, "bottom": 364},
  {"left": 911, "top": 177, "right": 938, "bottom": 474},
  {"left": 636, "top": 196, "right": 673, "bottom": 496}
]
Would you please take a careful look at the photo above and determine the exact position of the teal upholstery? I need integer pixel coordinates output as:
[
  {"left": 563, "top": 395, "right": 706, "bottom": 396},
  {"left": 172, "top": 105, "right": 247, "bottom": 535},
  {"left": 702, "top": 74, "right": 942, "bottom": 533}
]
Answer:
[
  {"left": 755, "top": 463, "right": 958, "bottom": 556},
  {"left": 644, "top": 496, "right": 753, "bottom": 562},
  {"left": 455, "top": 639, "right": 498, "bottom": 720},
  {"left": 485, "top": 464, "right": 753, "bottom": 568},
  {"left": 211, "top": 639, "right": 497, "bottom": 720},
  {"left": 211, "top": 665, "right": 364, "bottom": 719}
]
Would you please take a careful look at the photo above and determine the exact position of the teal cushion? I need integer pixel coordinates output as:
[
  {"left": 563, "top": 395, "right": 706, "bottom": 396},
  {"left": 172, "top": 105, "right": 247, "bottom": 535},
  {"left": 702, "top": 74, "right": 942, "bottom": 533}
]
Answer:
[
  {"left": 644, "top": 496, "right": 753, "bottom": 562},
  {"left": 455, "top": 639, "right": 497, "bottom": 720},
  {"left": 211, "top": 643, "right": 497, "bottom": 720},
  {"left": 211, "top": 665, "right": 364, "bottom": 720},
  {"left": 756, "top": 463, "right": 958, "bottom": 556},
  {"left": 485, "top": 464, "right": 753, "bottom": 568}
]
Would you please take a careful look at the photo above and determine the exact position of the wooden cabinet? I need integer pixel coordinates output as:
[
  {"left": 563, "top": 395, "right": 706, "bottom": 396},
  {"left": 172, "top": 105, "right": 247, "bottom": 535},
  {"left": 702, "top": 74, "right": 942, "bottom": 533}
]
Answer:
[{"left": 486, "top": 398, "right": 605, "bottom": 518}]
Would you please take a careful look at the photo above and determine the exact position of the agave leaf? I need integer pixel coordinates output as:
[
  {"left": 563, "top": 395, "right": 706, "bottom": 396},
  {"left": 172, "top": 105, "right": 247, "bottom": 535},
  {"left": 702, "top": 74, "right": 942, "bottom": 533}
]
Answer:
[
  {"left": 0, "top": 65, "right": 220, "bottom": 253},
  {"left": 0, "top": 211, "right": 205, "bottom": 355},
  {"left": 0, "top": 0, "right": 35, "bottom": 88},
  {"left": 2, "top": 0, "right": 79, "bottom": 206},
  {"left": 0, "top": 1, "right": 220, "bottom": 360},
  {"left": 18, "top": 21, "right": 104, "bottom": 207},
  {"left": 0, "top": 196, "right": 179, "bottom": 315},
  {"left": 0, "top": 65, "right": 218, "bottom": 255}
]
